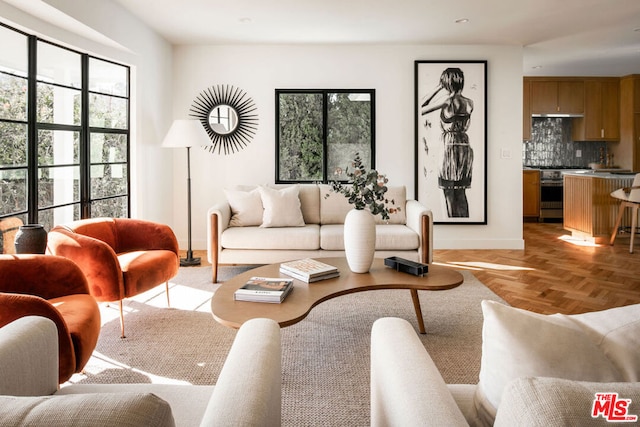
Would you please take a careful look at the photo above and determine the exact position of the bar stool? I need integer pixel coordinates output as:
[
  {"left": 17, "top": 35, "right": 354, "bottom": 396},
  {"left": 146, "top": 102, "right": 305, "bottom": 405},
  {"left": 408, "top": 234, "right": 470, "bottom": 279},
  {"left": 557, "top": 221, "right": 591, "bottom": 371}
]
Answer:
[{"left": 610, "top": 173, "right": 640, "bottom": 253}]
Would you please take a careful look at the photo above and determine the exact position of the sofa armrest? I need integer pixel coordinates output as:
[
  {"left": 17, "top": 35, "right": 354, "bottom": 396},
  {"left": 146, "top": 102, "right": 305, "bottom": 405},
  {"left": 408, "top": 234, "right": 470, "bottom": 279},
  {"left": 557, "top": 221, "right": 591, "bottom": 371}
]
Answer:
[
  {"left": 207, "top": 202, "right": 231, "bottom": 282},
  {"left": 200, "top": 318, "right": 281, "bottom": 427},
  {"left": 48, "top": 229, "right": 125, "bottom": 302},
  {"left": 0, "top": 316, "right": 59, "bottom": 396},
  {"left": 405, "top": 200, "right": 433, "bottom": 263},
  {"left": 371, "top": 317, "right": 468, "bottom": 427},
  {"left": 0, "top": 293, "right": 77, "bottom": 384}
]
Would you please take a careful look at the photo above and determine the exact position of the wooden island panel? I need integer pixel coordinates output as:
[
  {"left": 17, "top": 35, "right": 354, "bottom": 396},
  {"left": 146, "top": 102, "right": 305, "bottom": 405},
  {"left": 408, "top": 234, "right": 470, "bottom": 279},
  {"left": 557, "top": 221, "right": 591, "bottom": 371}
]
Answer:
[{"left": 564, "top": 174, "right": 635, "bottom": 243}]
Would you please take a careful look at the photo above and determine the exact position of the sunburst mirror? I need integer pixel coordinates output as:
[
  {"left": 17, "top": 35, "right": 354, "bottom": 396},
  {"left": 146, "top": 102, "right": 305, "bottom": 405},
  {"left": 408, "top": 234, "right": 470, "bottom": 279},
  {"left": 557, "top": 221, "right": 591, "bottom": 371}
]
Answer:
[{"left": 189, "top": 85, "right": 258, "bottom": 154}]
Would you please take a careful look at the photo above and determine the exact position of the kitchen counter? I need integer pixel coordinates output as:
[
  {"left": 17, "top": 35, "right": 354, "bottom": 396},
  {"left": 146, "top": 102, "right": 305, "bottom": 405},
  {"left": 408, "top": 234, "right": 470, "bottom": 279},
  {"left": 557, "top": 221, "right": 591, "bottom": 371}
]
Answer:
[
  {"left": 563, "top": 170, "right": 634, "bottom": 178},
  {"left": 563, "top": 173, "right": 636, "bottom": 243}
]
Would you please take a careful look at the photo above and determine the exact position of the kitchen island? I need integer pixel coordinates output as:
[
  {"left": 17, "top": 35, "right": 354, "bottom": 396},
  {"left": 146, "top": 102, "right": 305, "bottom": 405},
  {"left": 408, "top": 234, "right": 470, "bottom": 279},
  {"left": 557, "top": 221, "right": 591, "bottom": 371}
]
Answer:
[{"left": 564, "top": 171, "right": 636, "bottom": 243}]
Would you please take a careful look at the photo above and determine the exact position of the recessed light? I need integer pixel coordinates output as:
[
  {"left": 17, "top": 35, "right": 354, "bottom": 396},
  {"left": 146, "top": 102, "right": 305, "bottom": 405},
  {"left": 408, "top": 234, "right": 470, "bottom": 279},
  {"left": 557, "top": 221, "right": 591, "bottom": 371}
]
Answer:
[
  {"left": 239, "top": 17, "right": 252, "bottom": 24},
  {"left": 455, "top": 18, "right": 470, "bottom": 24}
]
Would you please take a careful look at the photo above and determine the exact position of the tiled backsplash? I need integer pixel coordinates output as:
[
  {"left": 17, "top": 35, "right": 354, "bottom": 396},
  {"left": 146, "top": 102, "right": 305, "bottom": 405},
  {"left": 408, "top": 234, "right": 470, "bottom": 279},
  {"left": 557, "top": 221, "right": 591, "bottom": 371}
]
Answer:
[{"left": 523, "top": 118, "right": 607, "bottom": 167}]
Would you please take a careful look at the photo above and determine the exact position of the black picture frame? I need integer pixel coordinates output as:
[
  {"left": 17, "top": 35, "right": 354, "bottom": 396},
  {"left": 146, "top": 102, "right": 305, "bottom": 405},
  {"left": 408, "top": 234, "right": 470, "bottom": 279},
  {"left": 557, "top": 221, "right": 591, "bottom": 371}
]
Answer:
[{"left": 414, "top": 60, "right": 487, "bottom": 224}]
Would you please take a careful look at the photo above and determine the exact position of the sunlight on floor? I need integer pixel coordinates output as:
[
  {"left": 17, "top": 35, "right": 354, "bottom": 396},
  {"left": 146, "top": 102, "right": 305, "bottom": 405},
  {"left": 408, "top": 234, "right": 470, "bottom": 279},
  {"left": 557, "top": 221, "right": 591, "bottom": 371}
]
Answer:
[
  {"left": 65, "top": 350, "right": 194, "bottom": 387},
  {"left": 65, "top": 280, "right": 217, "bottom": 387},
  {"left": 435, "top": 261, "right": 535, "bottom": 271},
  {"left": 558, "top": 234, "right": 602, "bottom": 247}
]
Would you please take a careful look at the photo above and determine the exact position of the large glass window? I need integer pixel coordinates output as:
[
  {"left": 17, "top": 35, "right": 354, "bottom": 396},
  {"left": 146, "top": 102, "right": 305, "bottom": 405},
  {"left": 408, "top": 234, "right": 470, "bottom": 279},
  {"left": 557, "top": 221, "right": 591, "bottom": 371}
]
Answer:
[
  {"left": 276, "top": 89, "right": 375, "bottom": 183},
  {"left": 0, "top": 23, "right": 130, "bottom": 238}
]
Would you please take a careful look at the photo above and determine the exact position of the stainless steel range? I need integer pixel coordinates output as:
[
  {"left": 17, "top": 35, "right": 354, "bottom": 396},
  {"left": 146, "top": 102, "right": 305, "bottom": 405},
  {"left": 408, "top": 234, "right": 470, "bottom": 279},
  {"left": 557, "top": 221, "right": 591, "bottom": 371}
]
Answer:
[{"left": 538, "top": 167, "right": 589, "bottom": 220}]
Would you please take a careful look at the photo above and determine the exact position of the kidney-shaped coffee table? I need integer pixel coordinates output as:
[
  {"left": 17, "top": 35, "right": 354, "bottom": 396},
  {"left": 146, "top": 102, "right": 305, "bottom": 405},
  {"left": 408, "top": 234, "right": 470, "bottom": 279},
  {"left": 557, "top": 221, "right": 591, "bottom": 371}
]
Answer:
[{"left": 211, "top": 257, "right": 463, "bottom": 334}]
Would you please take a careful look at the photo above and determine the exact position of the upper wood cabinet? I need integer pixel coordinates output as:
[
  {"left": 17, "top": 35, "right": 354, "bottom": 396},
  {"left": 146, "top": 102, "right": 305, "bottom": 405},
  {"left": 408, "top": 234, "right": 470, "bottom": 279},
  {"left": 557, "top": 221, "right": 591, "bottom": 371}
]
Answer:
[
  {"left": 619, "top": 75, "right": 640, "bottom": 170},
  {"left": 529, "top": 79, "right": 584, "bottom": 115},
  {"left": 572, "top": 78, "right": 620, "bottom": 141},
  {"left": 523, "top": 78, "right": 531, "bottom": 140}
]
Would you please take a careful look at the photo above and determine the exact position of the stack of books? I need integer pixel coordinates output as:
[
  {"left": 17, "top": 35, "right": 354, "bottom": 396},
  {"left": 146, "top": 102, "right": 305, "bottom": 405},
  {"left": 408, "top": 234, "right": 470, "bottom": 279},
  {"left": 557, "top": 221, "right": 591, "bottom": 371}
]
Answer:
[
  {"left": 233, "top": 277, "right": 294, "bottom": 303},
  {"left": 279, "top": 258, "right": 340, "bottom": 283}
]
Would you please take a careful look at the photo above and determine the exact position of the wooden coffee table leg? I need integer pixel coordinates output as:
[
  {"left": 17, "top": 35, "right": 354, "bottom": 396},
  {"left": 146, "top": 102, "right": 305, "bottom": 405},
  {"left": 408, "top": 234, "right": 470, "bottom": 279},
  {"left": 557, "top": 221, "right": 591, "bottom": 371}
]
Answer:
[{"left": 410, "top": 289, "right": 426, "bottom": 334}]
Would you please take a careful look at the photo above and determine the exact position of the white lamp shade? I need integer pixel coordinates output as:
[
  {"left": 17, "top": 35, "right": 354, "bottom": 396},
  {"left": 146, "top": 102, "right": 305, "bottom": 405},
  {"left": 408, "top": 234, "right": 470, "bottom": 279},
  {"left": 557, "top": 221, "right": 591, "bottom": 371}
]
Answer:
[{"left": 161, "top": 119, "right": 211, "bottom": 148}]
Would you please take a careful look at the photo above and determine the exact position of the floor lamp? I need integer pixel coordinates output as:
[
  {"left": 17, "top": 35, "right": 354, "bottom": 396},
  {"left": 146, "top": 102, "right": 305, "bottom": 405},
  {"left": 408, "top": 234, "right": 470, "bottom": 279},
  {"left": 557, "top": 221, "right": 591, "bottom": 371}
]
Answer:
[{"left": 162, "top": 119, "right": 211, "bottom": 266}]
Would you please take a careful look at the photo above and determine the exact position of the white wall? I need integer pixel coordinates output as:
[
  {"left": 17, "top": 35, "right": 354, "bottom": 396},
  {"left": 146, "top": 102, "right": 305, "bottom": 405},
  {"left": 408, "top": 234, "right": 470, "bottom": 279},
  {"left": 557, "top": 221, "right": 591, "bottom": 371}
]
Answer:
[
  {"left": 0, "top": 0, "right": 526, "bottom": 251},
  {"left": 173, "top": 44, "right": 525, "bottom": 251},
  {"left": 0, "top": 0, "right": 174, "bottom": 224}
]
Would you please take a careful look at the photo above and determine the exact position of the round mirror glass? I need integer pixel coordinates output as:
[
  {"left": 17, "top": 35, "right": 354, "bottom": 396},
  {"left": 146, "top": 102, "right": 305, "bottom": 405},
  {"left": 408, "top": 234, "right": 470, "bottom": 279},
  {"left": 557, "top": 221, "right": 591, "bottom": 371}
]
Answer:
[{"left": 208, "top": 105, "right": 238, "bottom": 135}]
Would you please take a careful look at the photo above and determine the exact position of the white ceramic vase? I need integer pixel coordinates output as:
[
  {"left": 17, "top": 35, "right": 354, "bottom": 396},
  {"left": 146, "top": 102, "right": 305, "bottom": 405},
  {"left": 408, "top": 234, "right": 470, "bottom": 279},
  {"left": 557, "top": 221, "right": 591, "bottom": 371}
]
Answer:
[{"left": 343, "top": 208, "right": 376, "bottom": 273}]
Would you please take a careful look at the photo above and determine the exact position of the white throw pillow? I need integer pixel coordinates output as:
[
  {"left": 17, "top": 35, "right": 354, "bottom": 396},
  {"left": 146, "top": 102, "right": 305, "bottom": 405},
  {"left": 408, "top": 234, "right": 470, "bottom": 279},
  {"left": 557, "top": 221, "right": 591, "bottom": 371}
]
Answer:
[
  {"left": 494, "top": 377, "right": 640, "bottom": 427},
  {"left": 474, "top": 300, "right": 625, "bottom": 427},
  {"left": 258, "top": 185, "right": 305, "bottom": 228},
  {"left": 224, "top": 188, "right": 263, "bottom": 227}
]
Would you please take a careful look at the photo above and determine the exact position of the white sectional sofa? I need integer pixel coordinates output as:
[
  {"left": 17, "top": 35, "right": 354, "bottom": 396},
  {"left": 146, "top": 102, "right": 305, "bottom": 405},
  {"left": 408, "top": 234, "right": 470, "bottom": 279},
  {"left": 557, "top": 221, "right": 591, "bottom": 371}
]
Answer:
[
  {"left": 0, "top": 316, "right": 281, "bottom": 427},
  {"left": 371, "top": 301, "right": 640, "bottom": 426},
  {"left": 207, "top": 184, "right": 433, "bottom": 282}
]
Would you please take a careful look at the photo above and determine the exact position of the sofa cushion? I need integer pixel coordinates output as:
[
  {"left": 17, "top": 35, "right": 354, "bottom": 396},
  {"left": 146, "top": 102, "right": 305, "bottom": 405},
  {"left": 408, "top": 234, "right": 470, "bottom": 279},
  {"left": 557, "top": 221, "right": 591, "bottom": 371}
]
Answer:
[
  {"left": 374, "top": 186, "right": 407, "bottom": 225},
  {"left": 494, "top": 377, "right": 640, "bottom": 427},
  {"left": 474, "top": 300, "right": 629, "bottom": 427},
  {"left": 222, "top": 225, "right": 320, "bottom": 250},
  {"left": 271, "top": 184, "right": 320, "bottom": 224},
  {"left": 258, "top": 186, "right": 305, "bottom": 228},
  {"left": 0, "top": 392, "right": 175, "bottom": 427},
  {"left": 319, "top": 184, "right": 352, "bottom": 224},
  {"left": 224, "top": 188, "right": 263, "bottom": 227},
  {"left": 320, "top": 184, "right": 408, "bottom": 225},
  {"left": 57, "top": 384, "right": 215, "bottom": 427},
  {"left": 320, "top": 224, "right": 420, "bottom": 251}
]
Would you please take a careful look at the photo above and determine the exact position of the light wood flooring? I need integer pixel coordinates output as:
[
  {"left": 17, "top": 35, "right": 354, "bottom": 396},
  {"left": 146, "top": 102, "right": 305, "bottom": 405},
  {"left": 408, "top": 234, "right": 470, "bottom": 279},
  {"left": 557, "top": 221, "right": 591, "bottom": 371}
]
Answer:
[{"left": 185, "top": 222, "right": 640, "bottom": 316}]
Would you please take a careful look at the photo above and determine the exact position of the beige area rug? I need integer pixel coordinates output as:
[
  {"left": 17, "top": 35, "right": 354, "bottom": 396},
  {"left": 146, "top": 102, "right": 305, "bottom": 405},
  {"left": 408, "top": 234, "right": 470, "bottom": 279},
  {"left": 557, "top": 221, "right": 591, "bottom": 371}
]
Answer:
[{"left": 68, "top": 265, "right": 505, "bottom": 426}]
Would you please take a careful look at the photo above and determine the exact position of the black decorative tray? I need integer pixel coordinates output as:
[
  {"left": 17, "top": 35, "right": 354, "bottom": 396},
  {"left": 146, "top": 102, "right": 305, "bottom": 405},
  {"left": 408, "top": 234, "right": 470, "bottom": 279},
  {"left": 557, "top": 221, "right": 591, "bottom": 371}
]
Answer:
[{"left": 384, "top": 256, "right": 429, "bottom": 276}]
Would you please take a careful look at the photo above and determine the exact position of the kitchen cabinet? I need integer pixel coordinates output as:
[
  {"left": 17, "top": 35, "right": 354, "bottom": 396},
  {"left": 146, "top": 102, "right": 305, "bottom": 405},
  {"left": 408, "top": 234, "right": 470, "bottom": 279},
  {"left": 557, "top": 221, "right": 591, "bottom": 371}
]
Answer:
[
  {"left": 529, "top": 79, "right": 584, "bottom": 115},
  {"left": 523, "top": 79, "right": 531, "bottom": 140},
  {"left": 523, "top": 170, "right": 540, "bottom": 218},
  {"left": 617, "top": 75, "right": 640, "bottom": 171},
  {"left": 572, "top": 78, "right": 620, "bottom": 141}
]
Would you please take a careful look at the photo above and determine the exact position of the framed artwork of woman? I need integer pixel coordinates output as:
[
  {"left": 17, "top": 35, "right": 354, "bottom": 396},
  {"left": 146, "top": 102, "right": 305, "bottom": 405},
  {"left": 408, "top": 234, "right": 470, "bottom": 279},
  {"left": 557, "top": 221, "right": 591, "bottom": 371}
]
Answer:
[{"left": 414, "top": 60, "right": 487, "bottom": 224}]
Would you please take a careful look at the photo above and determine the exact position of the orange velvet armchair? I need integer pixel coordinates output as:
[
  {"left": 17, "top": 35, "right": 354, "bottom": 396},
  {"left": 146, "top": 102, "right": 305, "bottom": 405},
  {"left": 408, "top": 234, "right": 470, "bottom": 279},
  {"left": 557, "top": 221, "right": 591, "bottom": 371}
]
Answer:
[
  {"left": 0, "top": 254, "right": 101, "bottom": 383},
  {"left": 47, "top": 218, "right": 180, "bottom": 338}
]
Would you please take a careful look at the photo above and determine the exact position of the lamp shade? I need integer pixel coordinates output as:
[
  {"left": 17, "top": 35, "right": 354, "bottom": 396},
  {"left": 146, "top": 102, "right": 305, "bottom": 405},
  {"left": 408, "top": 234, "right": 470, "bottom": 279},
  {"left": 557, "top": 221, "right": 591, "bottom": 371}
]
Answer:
[{"left": 161, "top": 119, "right": 211, "bottom": 148}]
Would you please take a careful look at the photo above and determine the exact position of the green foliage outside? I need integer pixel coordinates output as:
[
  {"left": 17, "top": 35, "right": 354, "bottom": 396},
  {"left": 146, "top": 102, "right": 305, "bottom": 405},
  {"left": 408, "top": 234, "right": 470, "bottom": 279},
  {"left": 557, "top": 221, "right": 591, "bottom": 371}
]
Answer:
[
  {"left": 0, "top": 60, "right": 129, "bottom": 229},
  {"left": 278, "top": 91, "right": 373, "bottom": 182}
]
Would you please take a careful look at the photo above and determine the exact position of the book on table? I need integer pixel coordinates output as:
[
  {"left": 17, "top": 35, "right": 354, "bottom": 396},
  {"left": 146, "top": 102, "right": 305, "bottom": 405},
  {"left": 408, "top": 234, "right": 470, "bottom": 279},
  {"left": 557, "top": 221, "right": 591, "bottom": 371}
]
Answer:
[
  {"left": 279, "top": 258, "right": 340, "bottom": 283},
  {"left": 234, "top": 277, "right": 294, "bottom": 303}
]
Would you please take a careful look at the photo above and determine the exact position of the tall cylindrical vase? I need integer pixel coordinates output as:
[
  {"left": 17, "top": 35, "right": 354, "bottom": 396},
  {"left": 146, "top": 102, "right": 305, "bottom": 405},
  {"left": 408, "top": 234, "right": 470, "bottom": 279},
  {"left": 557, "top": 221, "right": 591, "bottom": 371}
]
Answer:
[
  {"left": 343, "top": 208, "right": 376, "bottom": 273},
  {"left": 14, "top": 224, "right": 48, "bottom": 254}
]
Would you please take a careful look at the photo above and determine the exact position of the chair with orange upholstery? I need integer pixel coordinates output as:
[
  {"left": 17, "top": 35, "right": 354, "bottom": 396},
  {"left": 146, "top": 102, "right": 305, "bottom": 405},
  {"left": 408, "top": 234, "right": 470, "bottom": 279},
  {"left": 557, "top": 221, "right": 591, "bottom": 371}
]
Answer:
[
  {"left": 0, "top": 254, "right": 101, "bottom": 383},
  {"left": 47, "top": 217, "right": 180, "bottom": 338}
]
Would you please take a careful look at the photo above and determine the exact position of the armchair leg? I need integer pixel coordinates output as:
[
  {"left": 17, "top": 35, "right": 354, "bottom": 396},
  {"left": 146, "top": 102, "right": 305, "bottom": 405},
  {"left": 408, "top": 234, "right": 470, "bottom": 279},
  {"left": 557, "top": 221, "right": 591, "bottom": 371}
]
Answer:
[
  {"left": 119, "top": 300, "right": 126, "bottom": 339},
  {"left": 165, "top": 281, "right": 171, "bottom": 307}
]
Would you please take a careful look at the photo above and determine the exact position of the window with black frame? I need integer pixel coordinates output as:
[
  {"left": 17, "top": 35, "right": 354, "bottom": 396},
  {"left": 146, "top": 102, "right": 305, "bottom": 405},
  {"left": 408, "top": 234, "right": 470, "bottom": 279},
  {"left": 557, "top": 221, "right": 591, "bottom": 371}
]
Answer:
[
  {"left": 0, "top": 23, "right": 130, "bottom": 233},
  {"left": 276, "top": 89, "right": 375, "bottom": 183}
]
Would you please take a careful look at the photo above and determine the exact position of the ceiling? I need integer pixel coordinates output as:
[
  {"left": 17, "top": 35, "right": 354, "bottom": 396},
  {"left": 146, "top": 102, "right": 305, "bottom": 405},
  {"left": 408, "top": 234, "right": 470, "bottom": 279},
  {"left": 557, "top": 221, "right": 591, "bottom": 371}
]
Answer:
[{"left": 110, "top": 0, "right": 640, "bottom": 77}]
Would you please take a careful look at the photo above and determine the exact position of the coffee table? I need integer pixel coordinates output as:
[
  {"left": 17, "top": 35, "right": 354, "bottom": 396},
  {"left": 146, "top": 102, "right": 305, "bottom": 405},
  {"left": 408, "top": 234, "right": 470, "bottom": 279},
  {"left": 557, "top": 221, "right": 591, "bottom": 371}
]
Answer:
[{"left": 211, "top": 257, "right": 463, "bottom": 334}]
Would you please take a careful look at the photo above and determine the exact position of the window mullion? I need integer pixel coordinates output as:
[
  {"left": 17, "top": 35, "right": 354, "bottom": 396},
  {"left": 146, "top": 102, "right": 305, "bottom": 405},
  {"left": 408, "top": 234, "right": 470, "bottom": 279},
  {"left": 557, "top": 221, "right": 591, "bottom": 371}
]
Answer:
[
  {"left": 80, "top": 54, "right": 90, "bottom": 218},
  {"left": 26, "top": 35, "right": 38, "bottom": 224}
]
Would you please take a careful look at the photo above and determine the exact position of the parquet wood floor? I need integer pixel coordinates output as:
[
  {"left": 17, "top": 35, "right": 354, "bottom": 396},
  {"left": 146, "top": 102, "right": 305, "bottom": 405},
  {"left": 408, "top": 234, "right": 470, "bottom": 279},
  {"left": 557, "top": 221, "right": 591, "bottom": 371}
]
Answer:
[
  {"left": 186, "top": 221, "right": 640, "bottom": 316},
  {"left": 435, "top": 222, "right": 640, "bottom": 315}
]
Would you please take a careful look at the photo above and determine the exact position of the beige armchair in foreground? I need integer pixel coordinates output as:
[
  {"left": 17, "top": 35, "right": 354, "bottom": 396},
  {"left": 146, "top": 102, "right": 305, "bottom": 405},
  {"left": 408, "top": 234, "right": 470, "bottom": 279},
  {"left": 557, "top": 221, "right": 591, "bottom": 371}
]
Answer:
[
  {"left": 371, "top": 301, "right": 640, "bottom": 426},
  {"left": 0, "top": 316, "right": 282, "bottom": 427}
]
